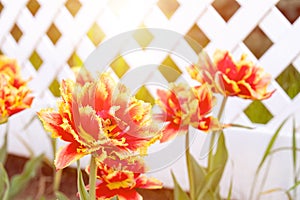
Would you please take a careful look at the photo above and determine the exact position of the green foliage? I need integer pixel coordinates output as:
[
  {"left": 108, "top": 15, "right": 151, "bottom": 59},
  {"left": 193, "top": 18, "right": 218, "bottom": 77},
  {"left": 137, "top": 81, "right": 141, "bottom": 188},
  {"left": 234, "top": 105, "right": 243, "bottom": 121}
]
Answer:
[
  {"left": 171, "top": 171, "right": 190, "bottom": 200},
  {"left": 0, "top": 163, "right": 10, "bottom": 200},
  {"left": 173, "top": 131, "right": 228, "bottom": 200},
  {"left": 0, "top": 130, "right": 8, "bottom": 163},
  {"left": 0, "top": 154, "right": 43, "bottom": 200},
  {"left": 77, "top": 161, "right": 90, "bottom": 200},
  {"left": 55, "top": 191, "right": 69, "bottom": 200},
  {"left": 0, "top": 123, "right": 8, "bottom": 163},
  {"left": 197, "top": 131, "right": 227, "bottom": 200},
  {"left": 8, "top": 154, "right": 44, "bottom": 199},
  {"left": 256, "top": 118, "right": 289, "bottom": 173}
]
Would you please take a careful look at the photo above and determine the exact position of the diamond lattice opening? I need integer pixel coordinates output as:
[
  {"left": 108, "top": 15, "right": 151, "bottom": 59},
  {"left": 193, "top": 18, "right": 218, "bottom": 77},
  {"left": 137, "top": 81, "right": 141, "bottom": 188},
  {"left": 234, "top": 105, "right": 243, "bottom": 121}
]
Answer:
[
  {"left": 49, "top": 79, "right": 61, "bottom": 97},
  {"left": 65, "top": 0, "right": 82, "bottom": 17},
  {"left": 157, "top": 0, "right": 180, "bottom": 19},
  {"left": 10, "top": 24, "right": 23, "bottom": 43},
  {"left": 276, "top": 64, "right": 300, "bottom": 99},
  {"left": 135, "top": 86, "right": 155, "bottom": 106},
  {"left": 26, "top": 0, "right": 40, "bottom": 16},
  {"left": 212, "top": 0, "right": 240, "bottom": 22},
  {"left": 68, "top": 52, "right": 83, "bottom": 68},
  {"left": 133, "top": 28, "right": 154, "bottom": 49},
  {"left": 185, "top": 24, "right": 210, "bottom": 54},
  {"left": 244, "top": 100, "right": 273, "bottom": 124},
  {"left": 29, "top": 51, "right": 43, "bottom": 71},
  {"left": 276, "top": 0, "right": 300, "bottom": 24},
  {"left": 87, "top": 23, "right": 105, "bottom": 46},
  {"left": 110, "top": 56, "right": 130, "bottom": 78},
  {"left": 159, "top": 56, "right": 182, "bottom": 82},
  {"left": 47, "top": 23, "right": 61, "bottom": 45},
  {"left": 243, "top": 26, "right": 273, "bottom": 59}
]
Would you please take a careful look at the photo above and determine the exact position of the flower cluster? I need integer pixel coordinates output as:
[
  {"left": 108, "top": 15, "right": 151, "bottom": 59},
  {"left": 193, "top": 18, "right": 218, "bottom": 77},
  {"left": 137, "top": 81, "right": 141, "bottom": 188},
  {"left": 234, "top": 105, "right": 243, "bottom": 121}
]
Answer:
[
  {"left": 38, "top": 49, "right": 274, "bottom": 199},
  {"left": 38, "top": 72, "right": 162, "bottom": 199},
  {"left": 0, "top": 55, "right": 33, "bottom": 124}
]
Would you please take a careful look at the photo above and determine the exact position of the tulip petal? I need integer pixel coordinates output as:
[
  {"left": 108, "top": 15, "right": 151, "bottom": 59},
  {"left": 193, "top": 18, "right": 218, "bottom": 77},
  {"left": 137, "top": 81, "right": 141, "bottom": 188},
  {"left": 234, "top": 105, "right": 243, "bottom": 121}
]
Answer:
[
  {"left": 37, "top": 109, "right": 75, "bottom": 142},
  {"left": 55, "top": 142, "right": 85, "bottom": 170},
  {"left": 135, "top": 175, "right": 163, "bottom": 189},
  {"left": 95, "top": 183, "right": 142, "bottom": 200},
  {"left": 160, "top": 123, "right": 184, "bottom": 143}
]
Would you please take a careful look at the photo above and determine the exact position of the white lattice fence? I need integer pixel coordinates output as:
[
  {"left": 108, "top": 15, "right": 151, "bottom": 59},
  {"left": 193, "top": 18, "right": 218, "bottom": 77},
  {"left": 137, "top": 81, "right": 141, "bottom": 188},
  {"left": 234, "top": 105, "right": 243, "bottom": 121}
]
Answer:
[{"left": 0, "top": 0, "right": 300, "bottom": 198}]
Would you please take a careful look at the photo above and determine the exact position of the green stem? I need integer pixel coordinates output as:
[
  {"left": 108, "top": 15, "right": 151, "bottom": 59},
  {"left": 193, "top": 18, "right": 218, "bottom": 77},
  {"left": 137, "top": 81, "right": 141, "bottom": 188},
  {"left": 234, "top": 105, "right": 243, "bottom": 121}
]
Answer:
[
  {"left": 51, "top": 138, "right": 62, "bottom": 192},
  {"left": 217, "top": 96, "right": 228, "bottom": 120},
  {"left": 185, "top": 131, "right": 195, "bottom": 199},
  {"left": 0, "top": 121, "right": 9, "bottom": 163},
  {"left": 207, "top": 96, "right": 227, "bottom": 171},
  {"left": 89, "top": 155, "right": 97, "bottom": 200},
  {"left": 53, "top": 169, "right": 62, "bottom": 192}
]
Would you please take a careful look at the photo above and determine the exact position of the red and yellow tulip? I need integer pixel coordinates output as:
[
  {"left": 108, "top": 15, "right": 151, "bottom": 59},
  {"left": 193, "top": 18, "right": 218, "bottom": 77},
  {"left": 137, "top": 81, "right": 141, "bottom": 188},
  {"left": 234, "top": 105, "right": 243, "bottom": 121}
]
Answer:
[
  {"left": 90, "top": 156, "right": 162, "bottom": 200},
  {"left": 38, "top": 73, "right": 161, "bottom": 170},
  {"left": 156, "top": 83, "right": 218, "bottom": 143},
  {"left": 0, "top": 55, "right": 33, "bottom": 124},
  {"left": 188, "top": 50, "right": 274, "bottom": 100}
]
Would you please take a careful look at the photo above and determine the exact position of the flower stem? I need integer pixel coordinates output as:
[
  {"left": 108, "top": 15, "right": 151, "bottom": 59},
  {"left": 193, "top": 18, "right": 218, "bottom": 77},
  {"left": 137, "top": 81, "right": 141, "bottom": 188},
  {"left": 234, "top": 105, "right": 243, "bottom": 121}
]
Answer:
[
  {"left": 185, "top": 131, "right": 195, "bottom": 199},
  {"left": 208, "top": 96, "right": 227, "bottom": 171},
  {"left": 53, "top": 169, "right": 62, "bottom": 192},
  {"left": 0, "top": 121, "right": 9, "bottom": 163},
  {"left": 89, "top": 155, "right": 97, "bottom": 200},
  {"left": 51, "top": 138, "right": 62, "bottom": 192}
]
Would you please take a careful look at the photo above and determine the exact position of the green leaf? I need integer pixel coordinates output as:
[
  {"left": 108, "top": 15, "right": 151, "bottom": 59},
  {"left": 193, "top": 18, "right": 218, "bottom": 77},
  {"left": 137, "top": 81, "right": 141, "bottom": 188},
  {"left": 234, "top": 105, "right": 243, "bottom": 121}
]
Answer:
[
  {"left": 260, "top": 188, "right": 293, "bottom": 200},
  {"left": 227, "top": 174, "right": 233, "bottom": 200},
  {"left": 110, "top": 196, "right": 118, "bottom": 200},
  {"left": 55, "top": 191, "right": 69, "bottom": 200},
  {"left": 210, "top": 131, "right": 228, "bottom": 191},
  {"left": 188, "top": 153, "right": 206, "bottom": 196},
  {"left": 287, "top": 180, "right": 300, "bottom": 192},
  {"left": 0, "top": 125, "right": 8, "bottom": 163},
  {"left": 0, "top": 163, "right": 10, "bottom": 200},
  {"left": 171, "top": 171, "right": 190, "bottom": 200},
  {"left": 187, "top": 153, "right": 216, "bottom": 199},
  {"left": 228, "top": 123, "right": 254, "bottom": 129},
  {"left": 77, "top": 161, "right": 90, "bottom": 200},
  {"left": 197, "top": 167, "right": 222, "bottom": 200},
  {"left": 8, "top": 154, "right": 44, "bottom": 199},
  {"left": 257, "top": 118, "right": 289, "bottom": 173},
  {"left": 292, "top": 117, "right": 297, "bottom": 172}
]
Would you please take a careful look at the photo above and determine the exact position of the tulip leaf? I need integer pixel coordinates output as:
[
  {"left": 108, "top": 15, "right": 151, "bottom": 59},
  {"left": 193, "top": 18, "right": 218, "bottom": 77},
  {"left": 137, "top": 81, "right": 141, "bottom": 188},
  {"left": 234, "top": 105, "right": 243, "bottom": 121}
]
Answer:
[
  {"left": 210, "top": 131, "right": 228, "bottom": 191},
  {"left": 228, "top": 123, "right": 254, "bottom": 129},
  {"left": 257, "top": 118, "right": 289, "bottom": 173},
  {"left": 55, "top": 191, "right": 69, "bottom": 200},
  {"left": 187, "top": 152, "right": 207, "bottom": 198},
  {"left": 197, "top": 166, "right": 224, "bottom": 200},
  {"left": 287, "top": 180, "right": 300, "bottom": 192},
  {"left": 171, "top": 171, "right": 190, "bottom": 200},
  {"left": 8, "top": 154, "right": 43, "bottom": 199},
  {"left": 227, "top": 174, "right": 233, "bottom": 200},
  {"left": 77, "top": 161, "right": 90, "bottom": 200},
  {"left": 0, "top": 126, "right": 8, "bottom": 163},
  {"left": 0, "top": 163, "right": 10, "bottom": 200},
  {"left": 292, "top": 118, "right": 297, "bottom": 180}
]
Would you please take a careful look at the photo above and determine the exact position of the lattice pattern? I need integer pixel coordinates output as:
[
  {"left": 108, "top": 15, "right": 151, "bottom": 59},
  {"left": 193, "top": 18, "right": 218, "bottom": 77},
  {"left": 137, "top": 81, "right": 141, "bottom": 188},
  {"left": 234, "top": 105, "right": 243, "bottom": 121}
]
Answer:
[{"left": 0, "top": 0, "right": 299, "bottom": 196}]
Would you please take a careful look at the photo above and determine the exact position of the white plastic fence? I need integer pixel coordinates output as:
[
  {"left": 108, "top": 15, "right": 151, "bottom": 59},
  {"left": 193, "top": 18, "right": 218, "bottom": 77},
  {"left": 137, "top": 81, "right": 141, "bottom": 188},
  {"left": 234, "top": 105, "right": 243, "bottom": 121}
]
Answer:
[{"left": 0, "top": 0, "right": 300, "bottom": 199}]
